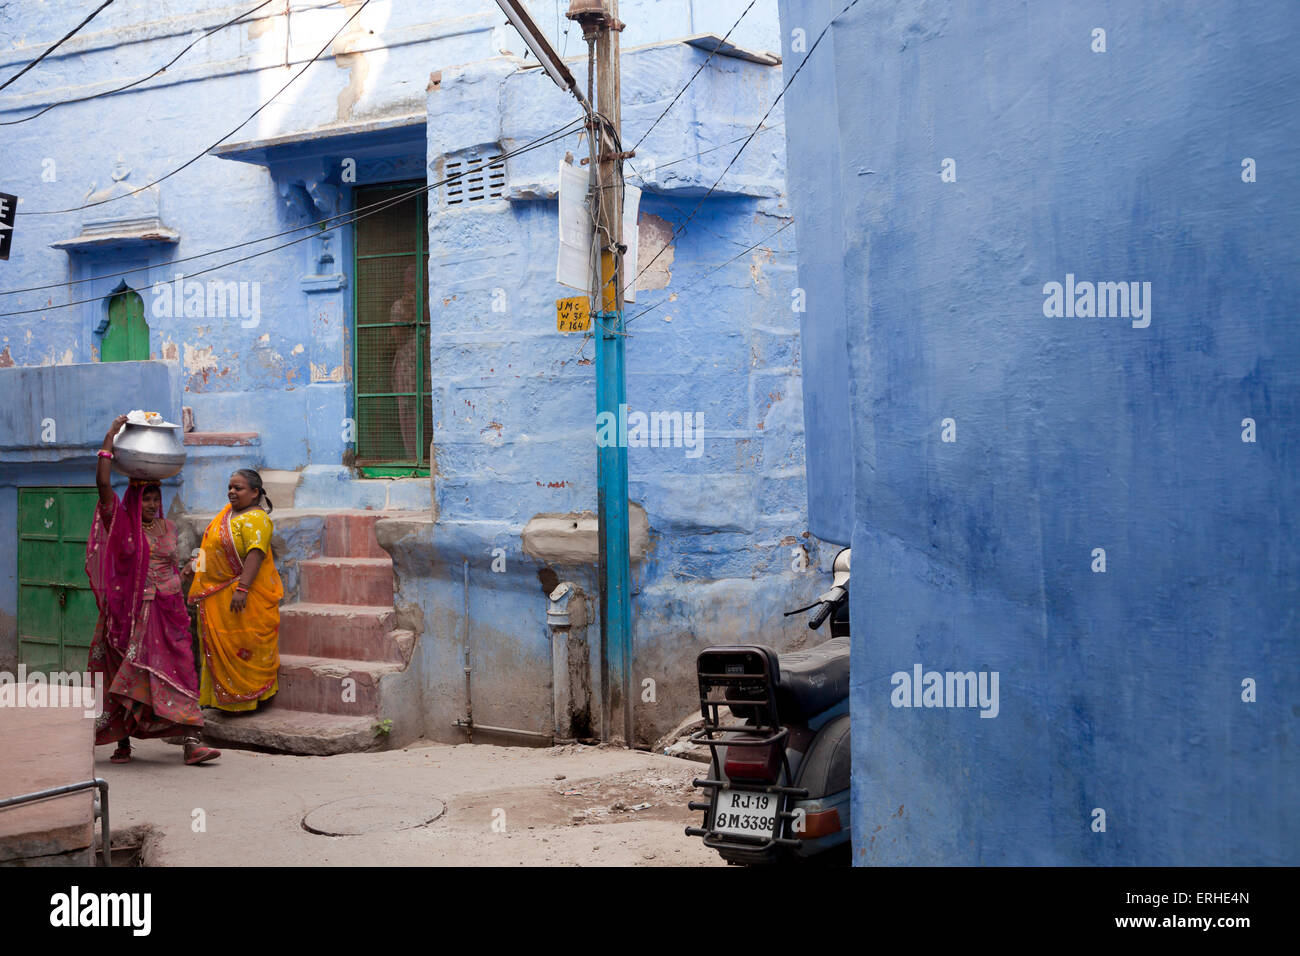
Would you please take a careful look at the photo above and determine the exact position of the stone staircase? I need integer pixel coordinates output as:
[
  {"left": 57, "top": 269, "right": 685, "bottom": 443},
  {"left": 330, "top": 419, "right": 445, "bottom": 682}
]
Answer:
[{"left": 201, "top": 513, "right": 416, "bottom": 755}]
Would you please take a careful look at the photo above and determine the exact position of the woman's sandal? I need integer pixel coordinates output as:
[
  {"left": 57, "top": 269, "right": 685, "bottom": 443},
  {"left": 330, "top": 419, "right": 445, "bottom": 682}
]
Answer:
[
  {"left": 110, "top": 743, "right": 132, "bottom": 764},
  {"left": 183, "top": 738, "right": 221, "bottom": 765}
]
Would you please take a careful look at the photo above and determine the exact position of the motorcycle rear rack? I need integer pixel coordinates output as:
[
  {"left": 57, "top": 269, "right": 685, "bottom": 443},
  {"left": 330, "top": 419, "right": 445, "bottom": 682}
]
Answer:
[{"left": 686, "top": 646, "right": 810, "bottom": 853}]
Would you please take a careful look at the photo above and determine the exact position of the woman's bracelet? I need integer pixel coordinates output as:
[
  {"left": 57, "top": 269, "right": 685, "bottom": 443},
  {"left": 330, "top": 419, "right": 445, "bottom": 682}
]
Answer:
[
  {"left": 235, "top": 584, "right": 249, "bottom": 593},
  {"left": 97, "top": 450, "right": 114, "bottom": 459}
]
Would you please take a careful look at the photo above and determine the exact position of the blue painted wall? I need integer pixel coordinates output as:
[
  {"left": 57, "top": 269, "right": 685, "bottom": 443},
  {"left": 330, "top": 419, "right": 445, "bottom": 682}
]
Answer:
[
  {"left": 0, "top": 2, "right": 831, "bottom": 745},
  {"left": 778, "top": 0, "right": 1299, "bottom": 863},
  {"left": 0, "top": 360, "right": 183, "bottom": 668}
]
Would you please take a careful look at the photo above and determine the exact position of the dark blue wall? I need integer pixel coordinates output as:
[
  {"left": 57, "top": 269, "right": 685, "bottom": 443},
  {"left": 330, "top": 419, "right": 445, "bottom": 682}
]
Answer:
[{"left": 780, "top": 0, "right": 1299, "bottom": 863}]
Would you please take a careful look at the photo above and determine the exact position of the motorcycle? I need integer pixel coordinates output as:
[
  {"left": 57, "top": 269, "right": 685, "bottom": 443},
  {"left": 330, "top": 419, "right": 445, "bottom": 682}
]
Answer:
[{"left": 685, "top": 547, "right": 851, "bottom": 865}]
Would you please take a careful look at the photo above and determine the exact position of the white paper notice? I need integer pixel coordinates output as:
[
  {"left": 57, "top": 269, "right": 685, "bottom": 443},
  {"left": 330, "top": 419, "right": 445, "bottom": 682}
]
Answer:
[
  {"left": 556, "top": 160, "right": 644, "bottom": 305},
  {"left": 622, "top": 183, "right": 642, "bottom": 304},
  {"left": 557, "top": 160, "right": 592, "bottom": 292}
]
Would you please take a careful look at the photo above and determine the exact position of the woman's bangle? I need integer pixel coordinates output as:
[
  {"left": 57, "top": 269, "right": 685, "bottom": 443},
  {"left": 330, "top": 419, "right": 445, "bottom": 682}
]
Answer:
[
  {"left": 97, "top": 450, "right": 114, "bottom": 459},
  {"left": 235, "top": 584, "right": 249, "bottom": 593}
]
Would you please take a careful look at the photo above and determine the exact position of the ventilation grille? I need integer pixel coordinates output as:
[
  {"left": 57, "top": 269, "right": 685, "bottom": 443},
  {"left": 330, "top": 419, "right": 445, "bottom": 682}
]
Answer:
[{"left": 444, "top": 150, "right": 506, "bottom": 206}]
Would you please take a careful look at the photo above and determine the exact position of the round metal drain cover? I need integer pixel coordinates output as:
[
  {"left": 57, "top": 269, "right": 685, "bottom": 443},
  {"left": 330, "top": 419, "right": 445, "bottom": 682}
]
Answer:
[{"left": 302, "top": 793, "right": 447, "bottom": 836}]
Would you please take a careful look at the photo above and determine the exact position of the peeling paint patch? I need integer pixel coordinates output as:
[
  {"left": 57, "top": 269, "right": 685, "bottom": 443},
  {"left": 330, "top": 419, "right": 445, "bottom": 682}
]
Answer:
[
  {"left": 749, "top": 247, "right": 776, "bottom": 293},
  {"left": 292, "top": 343, "right": 305, "bottom": 354},
  {"left": 247, "top": 14, "right": 275, "bottom": 40},
  {"left": 0, "top": 346, "right": 12, "bottom": 367},
  {"left": 333, "top": 8, "right": 371, "bottom": 122},
  {"left": 637, "top": 214, "right": 675, "bottom": 291},
  {"left": 163, "top": 340, "right": 179, "bottom": 361},
  {"left": 184, "top": 343, "right": 220, "bottom": 388},
  {"left": 310, "top": 362, "right": 345, "bottom": 383}
]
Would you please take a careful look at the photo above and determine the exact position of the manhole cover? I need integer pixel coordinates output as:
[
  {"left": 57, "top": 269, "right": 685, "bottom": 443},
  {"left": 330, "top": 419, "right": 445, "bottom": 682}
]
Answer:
[{"left": 302, "top": 793, "right": 447, "bottom": 836}]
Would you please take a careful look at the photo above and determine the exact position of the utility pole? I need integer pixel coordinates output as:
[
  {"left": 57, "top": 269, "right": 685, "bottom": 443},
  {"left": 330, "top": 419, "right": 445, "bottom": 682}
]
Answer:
[
  {"left": 495, "top": 0, "right": 632, "bottom": 747},
  {"left": 567, "top": 0, "right": 632, "bottom": 746}
]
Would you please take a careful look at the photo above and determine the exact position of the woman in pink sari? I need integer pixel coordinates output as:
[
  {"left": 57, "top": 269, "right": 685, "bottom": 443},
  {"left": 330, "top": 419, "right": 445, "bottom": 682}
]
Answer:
[{"left": 86, "top": 414, "right": 220, "bottom": 765}]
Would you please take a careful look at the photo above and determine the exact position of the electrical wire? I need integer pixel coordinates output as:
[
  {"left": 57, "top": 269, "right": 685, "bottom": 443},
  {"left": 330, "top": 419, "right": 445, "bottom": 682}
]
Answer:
[
  {"left": 17, "top": 0, "right": 372, "bottom": 217},
  {"left": 626, "top": 0, "right": 861, "bottom": 292},
  {"left": 624, "top": 218, "right": 793, "bottom": 328},
  {"left": 626, "top": 158, "right": 789, "bottom": 252},
  {"left": 628, "top": 0, "right": 756, "bottom": 153},
  {"left": 0, "top": 0, "right": 116, "bottom": 94},
  {"left": 1, "top": 0, "right": 278, "bottom": 127},
  {"left": 0, "top": 118, "right": 586, "bottom": 317},
  {"left": 0, "top": 115, "right": 587, "bottom": 297}
]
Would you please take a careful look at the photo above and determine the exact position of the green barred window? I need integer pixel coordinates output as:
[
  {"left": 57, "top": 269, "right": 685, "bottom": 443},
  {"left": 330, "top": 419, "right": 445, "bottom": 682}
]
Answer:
[{"left": 352, "top": 182, "right": 432, "bottom": 477}]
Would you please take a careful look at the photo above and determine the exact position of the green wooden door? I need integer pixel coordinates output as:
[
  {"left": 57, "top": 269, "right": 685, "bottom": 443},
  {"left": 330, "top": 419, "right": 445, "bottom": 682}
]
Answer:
[
  {"left": 101, "top": 289, "right": 149, "bottom": 362},
  {"left": 17, "top": 488, "right": 99, "bottom": 673}
]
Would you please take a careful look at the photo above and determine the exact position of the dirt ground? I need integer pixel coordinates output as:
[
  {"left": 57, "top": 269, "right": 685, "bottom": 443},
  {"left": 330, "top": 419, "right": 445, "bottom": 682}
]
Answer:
[{"left": 100, "top": 738, "right": 725, "bottom": 866}]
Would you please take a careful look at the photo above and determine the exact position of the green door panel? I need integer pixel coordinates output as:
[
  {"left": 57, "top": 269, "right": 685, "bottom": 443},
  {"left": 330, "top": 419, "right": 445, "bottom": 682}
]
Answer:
[
  {"left": 61, "top": 589, "right": 99, "bottom": 670},
  {"left": 17, "top": 487, "right": 98, "bottom": 673},
  {"left": 18, "top": 584, "right": 60, "bottom": 640},
  {"left": 19, "top": 490, "right": 59, "bottom": 538},
  {"left": 101, "top": 289, "right": 149, "bottom": 362}
]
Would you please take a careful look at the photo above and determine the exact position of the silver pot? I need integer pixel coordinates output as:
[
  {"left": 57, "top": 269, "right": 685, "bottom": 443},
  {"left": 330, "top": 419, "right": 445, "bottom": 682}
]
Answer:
[{"left": 111, "top": 421, "right": 187, "bottom": 480}]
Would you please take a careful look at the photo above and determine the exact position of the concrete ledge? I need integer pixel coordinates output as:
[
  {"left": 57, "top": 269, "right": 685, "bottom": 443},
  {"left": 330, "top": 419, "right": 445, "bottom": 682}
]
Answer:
[
  {"left": 520, "top": 505, "right": 649, "bottom": 565},
  {"left": 183, "top": 432, "right": 259, "bottom": 446},
  {"left": 0, "top": 685, "right": 95, "bottom": 864}
]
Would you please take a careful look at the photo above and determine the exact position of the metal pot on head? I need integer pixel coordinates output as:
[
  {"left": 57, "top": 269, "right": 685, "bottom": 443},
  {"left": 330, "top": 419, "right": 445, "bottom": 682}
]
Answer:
[{"left": 111, "top": 421, "right": 187, "bottom": 480}]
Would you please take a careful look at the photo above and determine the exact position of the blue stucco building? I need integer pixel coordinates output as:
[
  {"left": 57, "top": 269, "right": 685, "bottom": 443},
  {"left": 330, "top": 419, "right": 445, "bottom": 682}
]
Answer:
[
  {"left": 778, "top": 0, "right": 1298, "bottom": 863},
  {"left": 0, "top": 1, "right": 824, "bottom": 749}
]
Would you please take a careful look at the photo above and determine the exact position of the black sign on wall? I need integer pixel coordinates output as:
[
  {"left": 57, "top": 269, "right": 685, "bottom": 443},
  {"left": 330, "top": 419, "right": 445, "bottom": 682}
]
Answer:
[{"left": 0, "top": 191, "right": 15, "bottom": 261}]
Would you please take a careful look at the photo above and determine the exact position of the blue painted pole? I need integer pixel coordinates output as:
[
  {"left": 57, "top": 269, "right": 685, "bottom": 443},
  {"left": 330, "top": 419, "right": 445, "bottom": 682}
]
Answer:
[
  {"left": 588, "top": 0, "right": 631, "bottom": 746},
  {"left": 595, "top": 308, "right": 632, "bottom": 744}
]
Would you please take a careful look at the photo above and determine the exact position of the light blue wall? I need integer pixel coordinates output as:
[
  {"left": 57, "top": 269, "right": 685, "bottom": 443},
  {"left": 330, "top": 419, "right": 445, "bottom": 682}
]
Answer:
[
  {"left": 410, "top": 37, "right": 821, "bottom": 741},
  {"left": 0, "top": 360, "right": 183, "bottom": 667},
  {"left": 779, "top": 0, "right": 1299, "bottom": 863},
  {"left": 0, "top": 2, "right": 825, "bottom": 744}
]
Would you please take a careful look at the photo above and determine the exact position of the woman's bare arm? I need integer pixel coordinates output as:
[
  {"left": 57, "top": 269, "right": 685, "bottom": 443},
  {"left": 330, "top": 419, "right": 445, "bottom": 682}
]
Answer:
[
  {"left": 97, "top": 415, "right": 128, "bottom": 522},
  {"left": 229, "top": 548, "right": 266, "bottom": 613}
]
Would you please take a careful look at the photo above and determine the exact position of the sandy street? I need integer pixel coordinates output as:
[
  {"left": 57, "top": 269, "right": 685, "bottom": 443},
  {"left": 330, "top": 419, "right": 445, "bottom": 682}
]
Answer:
[{"left": 98, "top": 738, "right": 724, "bottom": 867}]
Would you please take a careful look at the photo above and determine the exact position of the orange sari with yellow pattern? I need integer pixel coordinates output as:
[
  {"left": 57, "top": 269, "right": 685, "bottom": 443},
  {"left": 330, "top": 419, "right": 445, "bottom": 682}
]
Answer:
[{"left": 188, "top": 505, "right": 283, "bottom": 711}]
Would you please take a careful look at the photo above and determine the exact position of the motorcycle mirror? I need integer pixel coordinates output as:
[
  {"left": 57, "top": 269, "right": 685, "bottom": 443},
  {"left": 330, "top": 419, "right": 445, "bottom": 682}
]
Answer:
[{"left": 831, "top": 547, "right": 851, "bottom": 588}]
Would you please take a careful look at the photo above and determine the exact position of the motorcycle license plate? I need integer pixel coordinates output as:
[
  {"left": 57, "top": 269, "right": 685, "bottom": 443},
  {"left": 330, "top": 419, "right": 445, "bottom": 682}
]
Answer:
[{"left": 713, "top": 788, "right": 780, "bottom": 839}]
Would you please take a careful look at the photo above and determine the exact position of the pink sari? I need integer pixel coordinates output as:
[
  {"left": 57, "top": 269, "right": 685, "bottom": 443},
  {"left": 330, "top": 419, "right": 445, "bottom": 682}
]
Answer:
[{"left": 85, "top": 483, "right": 202, "bottom": 742}]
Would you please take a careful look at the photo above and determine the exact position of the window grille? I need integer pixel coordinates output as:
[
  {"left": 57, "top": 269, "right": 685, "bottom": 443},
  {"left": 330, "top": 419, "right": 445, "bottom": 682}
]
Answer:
[{"left": 351, "top": 182, "right": 432, "bottom": 475}]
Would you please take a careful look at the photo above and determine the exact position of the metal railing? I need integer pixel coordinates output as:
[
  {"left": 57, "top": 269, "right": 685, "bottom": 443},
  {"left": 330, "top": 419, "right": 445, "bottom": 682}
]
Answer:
[{"left": 0, "top": 778, "right": 111, "bottom": 866}]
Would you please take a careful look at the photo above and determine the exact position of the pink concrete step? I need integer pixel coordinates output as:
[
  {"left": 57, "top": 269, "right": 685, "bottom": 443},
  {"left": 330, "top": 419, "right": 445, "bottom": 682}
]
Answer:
[
  {"left": 323, "top": 513, "right": 388, "bottom": 559},
  {"left": 298, "top": 557, "right": 394, "bottom": 606},
  {"left": 279, "top": 603, "right": 411, "bottom": 662},
  {"left": 201, "top": 708, "right": 382, "bottom": 756},
  {"left": 276, "top": 655, "right": 405, "bottom": 716}
]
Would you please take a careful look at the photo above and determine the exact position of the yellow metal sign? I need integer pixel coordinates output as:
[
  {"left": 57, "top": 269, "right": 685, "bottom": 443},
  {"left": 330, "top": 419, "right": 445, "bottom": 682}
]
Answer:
[{"left": 556, "top": 296, "right": 591, "bottom": 333}]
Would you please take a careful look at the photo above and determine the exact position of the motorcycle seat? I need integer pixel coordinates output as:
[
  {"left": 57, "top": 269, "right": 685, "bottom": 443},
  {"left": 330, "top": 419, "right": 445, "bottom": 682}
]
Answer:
[{"left": 774, "top": 637, "right": 851, "bottom": 723}]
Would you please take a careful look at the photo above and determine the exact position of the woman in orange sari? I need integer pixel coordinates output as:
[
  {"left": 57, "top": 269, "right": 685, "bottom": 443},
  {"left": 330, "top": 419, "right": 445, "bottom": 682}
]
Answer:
[{"left": 187, "top": 469, "right": 283, "bottom": 711}]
